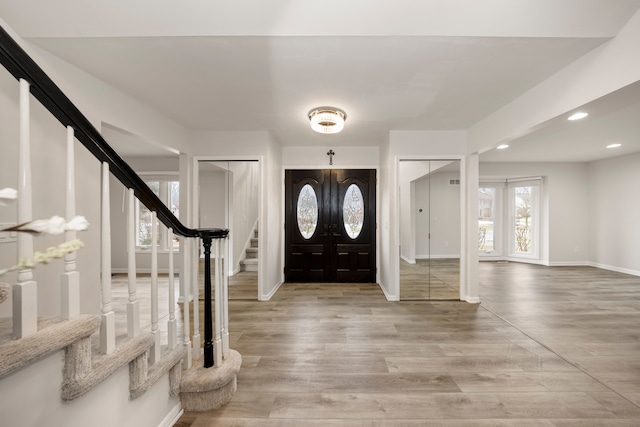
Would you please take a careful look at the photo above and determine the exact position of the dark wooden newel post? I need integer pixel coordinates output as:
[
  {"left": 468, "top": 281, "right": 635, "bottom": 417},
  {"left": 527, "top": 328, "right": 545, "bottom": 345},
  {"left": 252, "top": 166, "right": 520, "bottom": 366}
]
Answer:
[{"left": 201, "top": 234, "right": 215, "bottom": 368}]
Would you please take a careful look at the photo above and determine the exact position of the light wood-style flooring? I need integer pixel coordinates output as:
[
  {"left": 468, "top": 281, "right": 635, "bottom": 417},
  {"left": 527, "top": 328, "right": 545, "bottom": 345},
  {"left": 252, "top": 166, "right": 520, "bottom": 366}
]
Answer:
[
  {"left": 400, "top": 258, "right": 460, "bottom": 300},
  {"left": 173, "top": 261, "right": 640, "bottom": 425}
]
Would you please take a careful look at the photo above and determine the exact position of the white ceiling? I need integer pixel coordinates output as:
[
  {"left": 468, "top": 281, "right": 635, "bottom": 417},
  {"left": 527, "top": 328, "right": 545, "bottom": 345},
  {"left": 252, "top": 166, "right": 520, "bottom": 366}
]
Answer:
[{"left": 1, "top": 0, "right": 639, "bottom": 160}]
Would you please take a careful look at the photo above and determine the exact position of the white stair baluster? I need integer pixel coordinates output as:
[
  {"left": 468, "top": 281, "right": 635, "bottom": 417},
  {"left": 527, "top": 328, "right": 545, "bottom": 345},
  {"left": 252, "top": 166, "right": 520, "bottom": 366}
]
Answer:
[
  {"left": 222, "top": 236, "right": 230, "bottom": 358},
  {"left": 191, "top": 238, "right": 201, "bottom": 353},
  {"left": 182, "top": 235, "right": 192, "bottom": 369},
  {"left": 127, "top": 188, "right": 140, "bottom": 338},
  {"left": 150, "top": 212, "right": 161, "bottom": 364},
  {"left": 100, "top": 162, "right": 115, "bottom": 354},
  {"left": 168, "top": 227, "right": 177, "bottom": 350},
  {"left": 14, "top": 78, "right": 37, "bottom": 338},
  {"left": 214, "top": 238, "right": 223, "bottom": 366},
  {"left": 61, "top": 126, "right": 80, "bottom": 320}
]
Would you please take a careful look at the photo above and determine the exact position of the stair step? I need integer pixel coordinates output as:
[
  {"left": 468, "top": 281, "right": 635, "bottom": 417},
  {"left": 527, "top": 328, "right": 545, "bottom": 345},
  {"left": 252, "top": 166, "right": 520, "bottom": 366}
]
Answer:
[
  {"left": 246, "top": 247, "right": 258, "bottom": 258},
  {"left": 240, "top": 258, "right": 258, "bottom": 272},
  {"left": 250, "top": 238, "right": 258, "bottom": 247}
]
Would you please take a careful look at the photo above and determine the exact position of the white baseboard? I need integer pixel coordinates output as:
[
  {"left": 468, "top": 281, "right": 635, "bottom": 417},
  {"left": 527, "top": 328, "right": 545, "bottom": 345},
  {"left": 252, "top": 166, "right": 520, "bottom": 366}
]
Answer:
[
  {"left": 400, "top": 255, "right": 415, "bottom": 264},
  {"left": 588, "top": 262, "right": 640, "bottom": 277},
  {"left": 547, "top": 261, "right": 589, "bottom": 267},
  {"left": 260, "top": 280, "right": 283, "bottom": 301},
  {"left": 415, "top": 254, "right": 461, "bottom": 259},
  {"left": 159, "top": 403, "right": 183, "bottom": 427},
  {"left": 379, "top": 281, "right": 399, "bottom": 301},
  {"left": 111, "top": 268, "right": 180, "bottom": 274}
]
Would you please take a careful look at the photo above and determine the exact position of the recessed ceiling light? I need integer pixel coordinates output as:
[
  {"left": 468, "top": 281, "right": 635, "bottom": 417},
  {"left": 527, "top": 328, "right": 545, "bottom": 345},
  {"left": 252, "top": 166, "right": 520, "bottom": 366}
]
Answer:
[
  {"left": 496, "top": 144, "right": 509, "bottom": 150},
  {"left": 568, "top": 112, "right": 588, "bottom": 121},
  {"left": 606, "top": 143, "right": 622, "bottom": 149}
]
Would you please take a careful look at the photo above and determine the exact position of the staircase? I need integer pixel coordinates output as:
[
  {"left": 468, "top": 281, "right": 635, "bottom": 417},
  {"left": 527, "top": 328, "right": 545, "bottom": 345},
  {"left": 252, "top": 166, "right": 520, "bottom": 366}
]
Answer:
[
  {"left": 0, "top": 25, "right": 239, "bottom": 427},
  {"left": 240, "top": 227, "right": 259, "bottom": 272}
]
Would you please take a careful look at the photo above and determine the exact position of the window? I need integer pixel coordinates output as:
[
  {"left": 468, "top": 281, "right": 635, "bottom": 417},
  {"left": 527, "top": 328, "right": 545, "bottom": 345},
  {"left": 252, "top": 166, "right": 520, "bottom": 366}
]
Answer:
[
  {"left": 508, "top": 178, "right": 541, "bottom": 259},
  {"left": 136, "top": 177, "right": 180, "bottom": 251}
]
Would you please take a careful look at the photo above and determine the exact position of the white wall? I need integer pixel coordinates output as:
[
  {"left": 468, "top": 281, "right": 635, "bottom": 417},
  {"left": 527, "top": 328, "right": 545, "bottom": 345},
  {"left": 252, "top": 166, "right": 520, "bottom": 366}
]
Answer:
[
  {"left": 479, "top": 162, "right": 590, "bottom": 265},
  {"left": 0, "top": 350, "right": 180, "bottom": 427},
  {"left": 587, "top": 152, "right": 640, "bottom": 275},
  {"left": 283, "top": 146, "right": 379, "bottom": 168},
  {"left": 198, "top": 169, "right": 227, "bottom": 229},
  {"left": 414, "top": 170, "right": 461, "bottom": 259}
]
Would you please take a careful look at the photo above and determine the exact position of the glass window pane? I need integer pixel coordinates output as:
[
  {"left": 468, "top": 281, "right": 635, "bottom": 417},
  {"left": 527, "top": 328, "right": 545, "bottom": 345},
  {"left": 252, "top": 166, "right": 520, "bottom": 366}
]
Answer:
[
  {"left": 514, "top": 186, "right": 533, "bottom": 254},
  {"left": 478, "top": 188, "right": 495, "bottom": 251},
  {"left": 137, "top": 181, "right": 160, "bottom": 248},
  {"left": 296, "top": 184, "right": 318, "bottom": 239},
  {"left": 343, "top": 184, "right": 364, "bottom": 239}
]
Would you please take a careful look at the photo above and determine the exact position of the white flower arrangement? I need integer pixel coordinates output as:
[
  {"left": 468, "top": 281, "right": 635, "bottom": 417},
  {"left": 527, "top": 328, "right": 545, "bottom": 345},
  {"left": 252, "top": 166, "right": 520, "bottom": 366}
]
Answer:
[
  {"left": 0, "top": 188, "right": 88, "bottom": 276},
  {"left": 3, "top": 215, "right": 89, "bottom": 235},
  {"left": 0, "top": 239, "right": 85, "bottom": 276},
  {"left": 0, "top": 187, "right": 18, "bottom": 206}
]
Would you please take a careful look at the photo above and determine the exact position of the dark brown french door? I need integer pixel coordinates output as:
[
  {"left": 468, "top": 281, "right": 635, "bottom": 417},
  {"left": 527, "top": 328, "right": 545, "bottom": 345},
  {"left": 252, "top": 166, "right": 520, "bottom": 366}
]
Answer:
[{"left": 285, "top": 169, "right": 376, "bottom": 283}]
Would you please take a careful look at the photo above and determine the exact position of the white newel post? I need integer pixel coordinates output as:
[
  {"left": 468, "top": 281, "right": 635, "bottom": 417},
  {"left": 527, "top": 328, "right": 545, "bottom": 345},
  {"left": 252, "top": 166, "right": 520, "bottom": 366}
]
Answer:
[
  {"left": 61, "top": 126, "right": 80, "bottom": 320},
  {"left": 222, "top": 236, "right": 230, "bottom": 358},
  {"left": 127, "top": 188, "right": 140, "bottom": 338},
  {"left": 100, "top": 162, "right": 115, "bottom": 354},
  {"left": 168, "top": 227, "right": 177, "bottom": 350},
  {"left": 14, "top": 78, "right": 37, "bottom": 339},
  {"left": 182, "top": 235, "right": 192, "bottom": 369},
  {"left": 150, "top": 212, "right": 161, "bottom": 364},
  {"left": 214, "top": 238, "right": 223, "bottom": 367}
]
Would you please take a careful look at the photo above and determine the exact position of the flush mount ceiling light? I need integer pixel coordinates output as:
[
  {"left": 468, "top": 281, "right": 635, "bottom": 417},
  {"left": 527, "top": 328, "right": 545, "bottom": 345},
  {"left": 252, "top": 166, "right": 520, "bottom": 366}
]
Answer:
[
  {"left": 568, "top": 111, "right": 589, "bottom": 121},
  {"left": 606, "top": 143, "right": 622, "bottom": 149},
  {"left": 308, "top": 107, "right": 347, "bottom": 134},
  {"left": 496, "top": 144, "right": 509, "bottom": 150}
]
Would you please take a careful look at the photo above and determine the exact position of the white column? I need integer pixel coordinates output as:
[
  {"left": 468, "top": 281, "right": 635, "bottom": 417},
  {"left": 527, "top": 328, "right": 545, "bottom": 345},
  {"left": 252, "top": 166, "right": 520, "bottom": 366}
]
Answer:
[
  {"left": 127, "top": 189, "right": 140, "bottom": 338},
  {"left": 61, "top": 126, "right": 80, "bottom": 320},
  {"left": 14, "top": 78, "right": 37, "bottom": 338},
  {"left": 150, "top": 212, "right": 161, "bottom": 364},
  {"left": 222, "top": 237, "right": 230, "bottom": 358},
  {"left": 100, "top": 162, "right": 115, "bottom": 354},
  {"left": 213, "top": 238, "right": 223, "bottom": 367},
  {"left": 167, "top": 228, "right": 177, "bottom": 350},
  {"left": 181, "top": 235, "right": 192, "bottom": 369},
  {"left": 465, "top": 153, "right": 480, "bottom": 303}
]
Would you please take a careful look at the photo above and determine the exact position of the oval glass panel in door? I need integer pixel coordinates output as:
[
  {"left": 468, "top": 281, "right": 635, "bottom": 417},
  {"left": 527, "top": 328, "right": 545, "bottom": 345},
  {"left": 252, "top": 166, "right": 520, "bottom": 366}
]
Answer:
[
  {"left": 296, "top": 184, "right": 318, "bottom": 239},
  {"left": 343, "top": 184, "right": 364, "bottom": 239}
]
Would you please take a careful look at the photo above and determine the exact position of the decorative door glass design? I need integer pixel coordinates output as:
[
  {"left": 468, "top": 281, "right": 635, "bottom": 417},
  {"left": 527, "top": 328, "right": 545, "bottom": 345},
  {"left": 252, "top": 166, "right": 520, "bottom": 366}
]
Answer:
[
  {"left": 343, "top": 184, "right": 364, "bottom": 239},
  {"left": 296, "top": 184, "right": 318, "bottom": 239}
]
